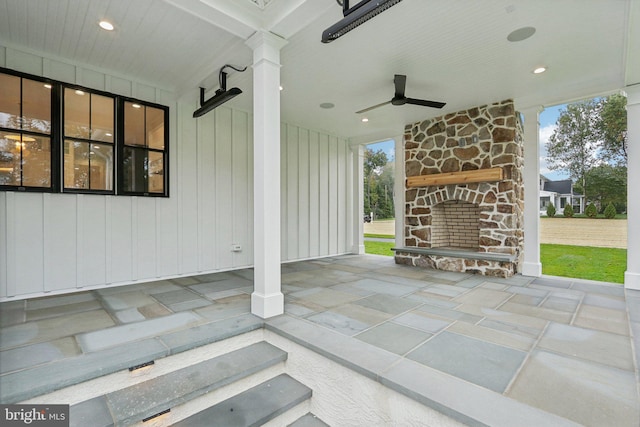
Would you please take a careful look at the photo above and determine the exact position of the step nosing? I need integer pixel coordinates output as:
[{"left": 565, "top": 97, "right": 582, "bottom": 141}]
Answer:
[{"left": 98, "top": 342, "right": 287, "bottom": 426}]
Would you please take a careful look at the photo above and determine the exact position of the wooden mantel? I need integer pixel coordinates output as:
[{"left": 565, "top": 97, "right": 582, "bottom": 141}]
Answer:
[{"left": 406, "top": 167, "right": 503, "bottom": 188}]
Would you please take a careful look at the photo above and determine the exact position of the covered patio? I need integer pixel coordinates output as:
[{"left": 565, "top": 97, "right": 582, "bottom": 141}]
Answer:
[{"left": 1, "top": 255, "right": 639, "bottom": 425}]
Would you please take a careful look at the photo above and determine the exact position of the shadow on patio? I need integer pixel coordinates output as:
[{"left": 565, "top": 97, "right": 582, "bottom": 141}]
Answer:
[{"left": 1, "top": 254, "right": 639, "bottom": 426}]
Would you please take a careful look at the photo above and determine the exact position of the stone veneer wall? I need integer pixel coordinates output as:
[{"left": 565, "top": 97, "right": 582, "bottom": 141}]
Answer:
[{"left": 395, "top": 99, "right": 524, "bottom": 277}]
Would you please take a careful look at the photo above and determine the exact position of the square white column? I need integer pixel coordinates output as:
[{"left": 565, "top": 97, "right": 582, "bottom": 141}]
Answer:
[
  {"left": 246, "top": 31, "right": 288, "bottom": 317},
  {"left": 520, "top": 107, "right": 543, "bottom": 277},
  {"left": 625, "top": 86, "right": 640, "bottom": 290}
]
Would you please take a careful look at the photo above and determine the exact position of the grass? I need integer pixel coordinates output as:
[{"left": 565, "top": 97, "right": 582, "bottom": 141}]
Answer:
[
  {"left": 364, "top": 233, "right": 395, "bottom": 239},
  {"left": 540, "top": 244, "right": 626, "bottom": 284},
  {"left": 364, "top": 240, "right": 627, "bottom": 284}
]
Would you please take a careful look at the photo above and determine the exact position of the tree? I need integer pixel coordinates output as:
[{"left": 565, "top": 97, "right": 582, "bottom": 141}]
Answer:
[
  {"left": 585, "top": 202, "right": 598, "bottom": 218},
  {"left": 597, "top": 94, "right": 627, "bottom": 165},
  {"left": 604, "top": 202, "right": 617, "bottom": 219},
  {"left": 546, "top": 204, "right": 556, "bottom": 217},
  {"left": 574, "top": 164, "right": 627, "bottom": 212},
  {"left": 546, "top": 99, "right": 600, "bottom": 199},
  {"left": 363, "top": 148, "right": 394, "bottom": 219},
  {"left": 563, "top": 204, "right": 574, "bottom": 218}
]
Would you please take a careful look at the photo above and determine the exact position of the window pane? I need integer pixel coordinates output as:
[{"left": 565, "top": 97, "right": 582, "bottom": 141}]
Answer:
[
  {"left": 64, "top": 140, "right": 90, "bottom": 189},
  {"left": 21, "top": 135, "right": 51, "bottom": 187},
  {"left": 148, "top": 151, "right": 164, "bottom": 193},
  {"left": 124, "top": 102, "right": 145, "bottom": 146},
  {"left": 64, "top": 88, "right": 90, "bottom": 139},
  {"left": 146, "top": 107, "right": 164, "bottom": 149},
  {"left": 0, "top": 131, "right": 21, "bottom": 185},
  {"left": 22, "top": 79, "right": 51, "bottom": 134},
  {"left": 122, "top": 147, "right": 147, "bottom": 192},
  {"left": 0, "top": 73, "right": 21, "bottom": 130},
  {"left": 91, "top": 94, "right": 114, "bottom": 142},
  {"left": 89, "top": 143, "right": 113, "bottom": 190}
]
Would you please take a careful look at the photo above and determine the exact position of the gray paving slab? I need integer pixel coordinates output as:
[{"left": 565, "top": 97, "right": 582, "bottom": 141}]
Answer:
[
  {"left": 627, "top": 293, "right": 640, "bottom": 322},
  {"left": 540, "top": 296, "right": 579, "bottom": 313},
  {"left": 507, "top": 350, "right": 639, "bottom": 427},
  {"left": 381, "top": 358, "right": 581, "bottom": 427},
  {"left": 0, "top": 337, "right": 80, "bottom": 374},
  {"left": 173, "top": 374, "right": 311, "bottom": 427},
  {"left": 498, "top": 301, "right": 573, "bottom": 324},
  {"left": 392, "top": 311, "right": 451, "bottom": 333},
  {"left": 0, "top": 310, "right": 115, "bottom": 350},
  {"left": 77, "top": 312, "right": 201, "bottom": 353},
  {"left": 159, "top": 313, "right": 263, "bottom": 354},
  {"left": 151, "top": 289, "right": 204, "bottom": 306},
  {"left": 101, "top": 291, "right": 157, "bottom": 311},
  {"left": 26, "top": 293, "right": 96, "bottom": 310},
  {"left": 570, "top": 280, "right": 625, "bottom": 296},
  {"left": 306, "top": 311, "right": 370, "bottom": 336},
  {"left": 404, "top": 292, "right": 459, "bottom": 308},
  {"left": 537, "top": 322, "right": 634, "bottom": 371},
  {"left": 194, "top": 297, "right": 251, "bottom": 322},
  {"left": 167, "top": 298, "right": 213, "bottom": 312},
  {"left": 0, "top": 303, "right": 25, "bottom": 327},
  {"left": 0, "top": 338, "right": 168, "bottom": 403},
  {"left": 328, "top": 282, "right": 377, "bottom": 297},
  {"left": 353, "top": 294, "right": 422, "bottom": 315},
  {"left": 70, "top": 396, "right": 114, "bottom": 427},
  {"left": 135, "top": 280, "right": 183, "bottom": 294},
  {"left": 447, "top": 321, "right": 536, "bottom": 352},
  {"left": 288, "top": 413, "right": 330, "bottom": 427},
  {"left": 356, "top": 322, "right": 432, "bottom": 355},
  {"left": 266, "top": 315, "right": 400, "bottom": 381},
  {"left": 189, "top": 277, "right": 253, "bottom": 294},
  {"left": 531, "top": 277, "right": 572, "bottom": 288},
  {"left": 347, "top": 278, "right": 419, "bottom": 296},
  {"left": 331, "top": 303, "right": 392, "bottom": 325},
  {"left": 457, "top": 304, "right": 548, "bottom": 330},
  {"left": 582, "top": 293, "right": 626, "bottom": 310},
  {"left": 454, "top": 288, "right": 512, "bottom": 308},
  {"left": 573, "top": 304, "right": 629, "bottom": 335},
  {"left": 106, "top": 342, "right": 286, "bottom": 426},
  {"left": 137, "top": 303, "right": 172, "bottom": 319},
  {"left": 171, "top": 277, "right": 200, "bottom": 286},
  {"left": 407, "top": 331, "right": 526, "bottom": 393},
  {"left": 426, "top": 284, "right": 468, "bottom": 297},
  {"left": 506, "top": 286, "right": 549, "bottom": 298},
  {"left": 25, "top": 300, "right": 103, "bottom": 322},
  {"left": 509, "top": 294, "right": 544, "bottom": 306},
  {"left": 478, "top": 319, "right": 542, "bottom": 339},
  {"left": 289, "top": 288, "right": 362, "bottom": 307},
  {"left": 113, "top": 308, "right": 146, "bottom": 323},
  {"left": 417, "top": 304, "right": 483, "bottom": 323}
]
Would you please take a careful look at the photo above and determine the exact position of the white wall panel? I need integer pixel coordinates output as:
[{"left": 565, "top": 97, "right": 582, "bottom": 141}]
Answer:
[
  {"left": 0, "top": 48, "right": 354, "bottom": 299},
  {"left": 0, "top": 45, "right": 6, "bottom": 67},
  {"left": 43, "top": 194, "right": 77, "bottom": 291}
]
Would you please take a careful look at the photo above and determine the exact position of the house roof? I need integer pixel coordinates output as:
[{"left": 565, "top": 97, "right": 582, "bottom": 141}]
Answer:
[
  {"left": 543, "top": 179, "right": 573, "bottom": 194},
  {"left": 0, "top": 0, "right": 638, "bottom": 143}
]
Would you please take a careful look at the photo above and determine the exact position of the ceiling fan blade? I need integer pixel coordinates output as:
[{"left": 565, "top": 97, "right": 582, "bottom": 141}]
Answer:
[
  {"left": 356, "top": 100, "right": 392, "bottom": 114},
  {"left": 394, "top": 74, "right": 407, "bottom": 97},
  {"left": 406, "top": 98, "right": 446, "bottom": 109}
]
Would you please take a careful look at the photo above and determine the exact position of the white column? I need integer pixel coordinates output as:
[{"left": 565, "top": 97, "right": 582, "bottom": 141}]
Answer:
[
  {"left": 351, "top": 143, "right": 365, "bottom": 254},
  {"left": 521, "top": 107, "right": 543, "bottom": 277},
  {"left": 625, "top": 86, "right": 640, "bottom": 290},
  {"left": 393, "top": 135, "right": 404, "bottom": 250},
  {"left": 246, "top": 31, "right": 287, "bottom": 318}
]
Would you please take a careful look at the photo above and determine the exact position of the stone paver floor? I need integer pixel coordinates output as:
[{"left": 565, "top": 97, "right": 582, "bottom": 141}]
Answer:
[{"left": 1, "top": 254, "right": 639, "bottom": 426}]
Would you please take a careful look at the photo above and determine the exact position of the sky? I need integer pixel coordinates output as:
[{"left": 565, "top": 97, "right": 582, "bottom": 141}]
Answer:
[{"left": 367, "top": 104, "right": 570, "bottom": 181}]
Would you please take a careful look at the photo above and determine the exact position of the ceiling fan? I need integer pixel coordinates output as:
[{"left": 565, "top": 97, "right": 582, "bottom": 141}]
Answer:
[{"left": 356, "top": 74, "right": 446, "bottom": 114}]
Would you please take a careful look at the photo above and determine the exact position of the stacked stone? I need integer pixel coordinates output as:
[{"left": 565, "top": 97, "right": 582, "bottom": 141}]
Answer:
[{"left": 396, "top": 99, "right": 525, "bottom": 278}]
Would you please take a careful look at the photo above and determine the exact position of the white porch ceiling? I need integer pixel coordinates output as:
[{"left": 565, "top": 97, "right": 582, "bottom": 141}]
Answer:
[{"left": 0, "top": 0, "right": 637, "bottom": 143}]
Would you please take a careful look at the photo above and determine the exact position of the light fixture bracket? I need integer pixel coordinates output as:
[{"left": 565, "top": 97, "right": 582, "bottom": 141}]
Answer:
[{"left": 193, "top": 64, "right": 247, "bottom": 118}]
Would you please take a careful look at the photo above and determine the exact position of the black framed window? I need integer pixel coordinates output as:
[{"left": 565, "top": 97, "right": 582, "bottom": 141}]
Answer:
[
  {"left": 0, "top": 67, "right": 169, "bottom": 197},
  {"left": 0, "top": 71, "right": 57, "bottom": 191},
  {"left": 63, "top": 87, "right": 115, "bottom": 193},
  {"left": 119, "top": 100, "right": 168, "bottom": 196}
]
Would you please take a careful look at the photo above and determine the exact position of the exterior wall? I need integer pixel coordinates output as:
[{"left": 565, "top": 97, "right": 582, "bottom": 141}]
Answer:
[
  {"left": 0, "top": 46, "right": 352, "bottom": 300},
  {"left": 396, "top": 100, "right": 524, "bottom": 277}
]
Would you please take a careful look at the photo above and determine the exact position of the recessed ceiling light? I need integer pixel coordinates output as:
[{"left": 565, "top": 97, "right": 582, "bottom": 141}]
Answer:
[
  {"left": 279, "top": 86, "right": 283, "bottom": 91},
  {"left": 75, "top": 90, "right": 85, "bottom": 96},
  {"left": 132, "top": 103, "right": 142, "bottom": 109},
  {"left": 99, "top": 21, "right": 114, "bottom": 31},
  {"left": 533, "top": 67, "right": 547, "bottom": 74},
  {"left": 361, "top": 117, "right": 369, "bottom": 123},
  {"left": 44, "top": 84, "right": 52, "bottom": 89},
  {"left": 319, "top": 102, "right": 335, "bottom": 109},
  {"left": 507, "top": 26, "right": 536, "bottom": 42}
]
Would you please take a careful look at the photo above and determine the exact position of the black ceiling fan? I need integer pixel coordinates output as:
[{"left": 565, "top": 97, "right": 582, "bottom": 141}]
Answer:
[{"left": 356, "top": 74, "right": 446, "bottom": 114}]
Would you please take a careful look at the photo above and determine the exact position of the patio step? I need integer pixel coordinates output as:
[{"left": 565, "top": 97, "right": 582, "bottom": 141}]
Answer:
[
  {"left": 69, "top": 341, "right": 291, "bottom": 426},
  {"left": 173, "top": 374, "right": 312, "bottom": 427}
]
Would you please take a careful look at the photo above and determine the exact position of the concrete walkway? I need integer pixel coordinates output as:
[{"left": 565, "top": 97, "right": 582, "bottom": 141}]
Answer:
[{"left": 1, "top": 255, "right": 638, "bottom": 426}]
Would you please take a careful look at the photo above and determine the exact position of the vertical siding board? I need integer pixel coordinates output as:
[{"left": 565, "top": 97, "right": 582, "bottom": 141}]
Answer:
[
  {"left": 110, "top": 197, "right": 133, "bottom": 283},
  {"left": 286, "top": 124, "right": 299, "bottom": 259},
  {"left": 43, "top": 194, "right": 77, "bottom": 291},
  {"left": 215, "top": 107, "right": 233, "bottom": 269},
  {"left": 337, "top": 140, "right": 347, "bottom": 253},
  {"left": 318, "top": 134, "right": 330, "bottom": 256},
  {"left": 298, "top": 129, "right": 310, "bottom": 259},
  {"left": 280, "top": 123, "right": 288, "bottom": 260},
  {"left": 328, "top": 137, "right": 338, "bottom": 254},
  {"left": 198, "top": 107, "right": 216, "bottom": 271},
  {"left": 232, "top": 110, "right": 250, "bottom": 267},
  {"left": 136, "top": 198, "right": 157, "bottom": 280},
  {"left": 247, "top": 114, "right": 254, "bottom": 264},
  {"left": 13, "top": 194, "right": 45, "bottom": 295},
  {"left": 81, "top": 196, "right": 107, "bottom": 287},
  {"left": 308, "top": 131, "right": 320, "bottom": 257},
  {"left": 179, "top": 104, "right": 199, "bottom": 274}
]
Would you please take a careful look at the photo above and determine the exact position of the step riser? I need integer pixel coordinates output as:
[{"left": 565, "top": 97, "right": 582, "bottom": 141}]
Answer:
[{"left": 262, "top": 400, "right": 313, "bottom": 427}]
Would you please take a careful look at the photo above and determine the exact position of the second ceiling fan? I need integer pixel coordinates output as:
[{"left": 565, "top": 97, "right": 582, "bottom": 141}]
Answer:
[{"left": 356, "top": 74, "right": 446, "bottom": 114}]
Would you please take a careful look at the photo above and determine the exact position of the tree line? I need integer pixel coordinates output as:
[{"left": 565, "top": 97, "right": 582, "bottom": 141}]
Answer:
[
  {"left": 546, "top": 94, "right": 627, "bottom": 213},
  {"left": 364, "top": 148, "right": 395, "bottom": 220}
]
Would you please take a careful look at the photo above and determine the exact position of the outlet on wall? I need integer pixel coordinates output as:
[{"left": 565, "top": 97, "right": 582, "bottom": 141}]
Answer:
[{"left": 231, "top": 244, "right": 242, "bottom": 252}]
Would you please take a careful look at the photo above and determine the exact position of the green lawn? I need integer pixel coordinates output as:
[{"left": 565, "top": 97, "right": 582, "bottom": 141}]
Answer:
[
  {"left": 364, "top": 240, "right": 627, "bottom": 284},
  {"left": 540, "top": 244, "right": 626, "bottom": 284},
  {"left": 364, "top": 233, "right": 395, "bottom": 239}
]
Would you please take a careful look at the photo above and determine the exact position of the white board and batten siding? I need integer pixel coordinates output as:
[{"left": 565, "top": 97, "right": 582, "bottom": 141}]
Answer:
[{"left": 0, "top": 46, "right": 355, "bottom": 300}]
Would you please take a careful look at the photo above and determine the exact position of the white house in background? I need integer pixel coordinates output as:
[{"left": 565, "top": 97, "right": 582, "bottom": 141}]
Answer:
[{"left": 539, "top": 175, "right": 585, "bottom": 215}]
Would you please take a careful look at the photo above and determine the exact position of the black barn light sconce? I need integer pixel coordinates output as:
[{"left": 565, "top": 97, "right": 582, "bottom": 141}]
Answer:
[
  {"left": 193, "top": 64, "right": 247, "bottom": 118},
  {"left": 321, "top": 0, "right": 403, "bottom": 43}
]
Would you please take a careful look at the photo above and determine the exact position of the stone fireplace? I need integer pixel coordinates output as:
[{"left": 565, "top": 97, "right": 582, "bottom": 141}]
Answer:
[{"left": 394, "top": 100, "right": 524, "bottom": 278}]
